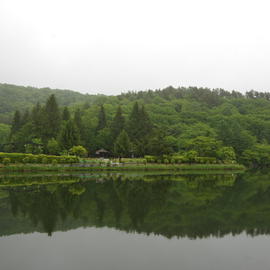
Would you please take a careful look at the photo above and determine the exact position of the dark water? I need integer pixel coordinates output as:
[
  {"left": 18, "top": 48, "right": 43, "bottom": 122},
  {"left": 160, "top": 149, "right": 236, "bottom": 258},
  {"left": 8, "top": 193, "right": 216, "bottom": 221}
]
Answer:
[{"left": 1, "top": 171, "right": 270, "bottom": 270}]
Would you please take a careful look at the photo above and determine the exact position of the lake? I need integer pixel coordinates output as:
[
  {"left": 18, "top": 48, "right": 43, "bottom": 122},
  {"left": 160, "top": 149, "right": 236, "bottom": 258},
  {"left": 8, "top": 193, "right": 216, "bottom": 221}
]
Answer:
[{"left": 0, "top": 171, "right": 270, "bottom": 270}]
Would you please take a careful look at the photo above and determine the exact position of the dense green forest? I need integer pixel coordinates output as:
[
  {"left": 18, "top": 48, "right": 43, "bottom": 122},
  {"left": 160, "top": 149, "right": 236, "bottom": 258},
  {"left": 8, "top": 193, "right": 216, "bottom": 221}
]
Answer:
[{"left": 2, "top": 83, "right": 270, "bottom": 166}]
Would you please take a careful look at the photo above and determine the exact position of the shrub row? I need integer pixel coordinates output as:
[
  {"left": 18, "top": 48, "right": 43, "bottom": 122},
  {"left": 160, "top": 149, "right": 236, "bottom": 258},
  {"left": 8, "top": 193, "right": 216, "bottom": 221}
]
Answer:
[
  {"left": 0, "top": 152, "right": 79, "bottom": 164},
  {"left": 145, "top": 155, "right": 235, "bottom": 164}
]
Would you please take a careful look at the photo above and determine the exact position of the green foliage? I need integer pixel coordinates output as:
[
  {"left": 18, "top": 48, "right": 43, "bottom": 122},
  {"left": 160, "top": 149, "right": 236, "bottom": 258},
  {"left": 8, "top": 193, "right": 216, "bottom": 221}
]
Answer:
[
  {"left": 62, "top": 107, "right": 70, "bottom": 121},
  {"left": 43, "top": 94, "right": 61, "bottom": 140},
  {"left": 183, "top": 136, "right": 222, "bottom": 157},
  {"left": 242, "top": 144, "right": 270, "bottom": 167},
  {"left": 96, "top": 105, "right": 107, "bottom": 132},
  {"left": 2, "top": 158, "right": 11, "bottom": 165},
  {"left": 217, "top": 147, "right": 236, "bottom": 162},
  {"left": 22, "top": 157, "right": 30, "bottom": 164},
  {"left": 68, "top": 185, "right": 86, "bottom": 196},
  {"left": 4, "top": 84, "right": 270, "bottom": 167},
  {"left": 0, "top": 123, "right": 10, "bottom": 146},
  {"left": 164, "top": 158, "right": 169, "bottom": 164},
  {"left": 74, "top": 109, "right": 84, "bottom": 141},
  {"left": 52, "top": 159, "right": 58, "bottom": 166},
  {"left": 60, "top": 120, "right": 80, "bottom": 150},
  {"left": 10, "top": 110, "right": 21, "bottom": 136},
  {"left": 25, "top": 138, "right": 43, "bottom": 154},
  {"left": 185, "top": 150, "right": 198, "bottom": 163},
  {"left": 47, "top": 138, "right": 60, "bottom": 155},
  {"left": 147, "top": 129, "right": 174, "bottom": 157},
  {"left": 110, "top": 106, "right": 125, "bottom": 140},
  {"left": 0, "top": 152, "right": 79, "bottom": 164},
  {"left": 114, "top": 130, "right": 132, "bottom": 158},
  {"left": 69, "top": 145, "right": 88, "bottom": 157},
  {"left": 42, "top": 157, "right": 48, "bottom": 164},
  {"left": 0, "top": 83, "right": 91, "bottom": 123}
]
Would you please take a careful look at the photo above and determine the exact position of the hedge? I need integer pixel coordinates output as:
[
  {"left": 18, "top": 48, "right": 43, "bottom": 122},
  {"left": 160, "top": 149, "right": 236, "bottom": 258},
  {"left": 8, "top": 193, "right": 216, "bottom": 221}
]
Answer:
[
  {"left": 0, "top": 152, "right": 79, "bottom": 164},
  {"left": 145, "top": 155, "right": 231, "bottom": 164}
]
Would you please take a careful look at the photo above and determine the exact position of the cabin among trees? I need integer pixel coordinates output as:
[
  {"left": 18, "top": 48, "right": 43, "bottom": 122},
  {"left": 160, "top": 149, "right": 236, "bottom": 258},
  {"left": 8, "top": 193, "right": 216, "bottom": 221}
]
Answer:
[{"left": 95, "top": 149, "right": 110, "bottom": 158}]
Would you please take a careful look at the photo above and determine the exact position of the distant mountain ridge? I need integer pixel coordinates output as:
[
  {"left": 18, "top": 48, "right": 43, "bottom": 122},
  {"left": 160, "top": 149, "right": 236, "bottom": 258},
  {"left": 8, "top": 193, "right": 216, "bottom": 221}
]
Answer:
[{"left": 0, "top": 83, "right": 94, "bottom": 123}]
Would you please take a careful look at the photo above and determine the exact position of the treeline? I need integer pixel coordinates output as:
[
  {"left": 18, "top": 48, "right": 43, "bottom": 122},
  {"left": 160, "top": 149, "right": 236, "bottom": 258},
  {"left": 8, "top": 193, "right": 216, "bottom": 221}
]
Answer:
[
  {"left": 5, "top": 95, "right": 166, "bottom": 158},
  {"left": 3, "top": 85, "right": 270, "bottom": 166}
]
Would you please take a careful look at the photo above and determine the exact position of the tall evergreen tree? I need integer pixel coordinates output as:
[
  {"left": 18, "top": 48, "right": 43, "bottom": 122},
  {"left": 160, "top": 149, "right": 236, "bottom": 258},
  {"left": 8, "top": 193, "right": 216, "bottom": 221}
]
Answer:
[
  {"left": 21, "top": 109, "right": 30, "bottom": 126},
  {"left": 10, "top": 110, "right": 21, "bottom": 136},
  {"left": 31, "top": 102, "right": 43, "bottom": 138},
  {"left": 62, "top": 107, "right": 70, "bottom": 121},
  {"left": 96, "top": 105, "right": 107, "bottom": 132},
  {"left": 111, "top": 106, "right": 125, "bottom": 140},
  {"left": 128, "top": 102, "right": 153, "bottom": 142},
  {"left": 59, "top": 120, "right": 79, "bottom": 150},
  {"left": 127, "top": 102, "right": 141, "bottom": 141},
  {"left": 74, "top": 108, "right": 83, "bottom": 134},
  {"left": 114, "top": 130, "right": 132, "bottom": 159},
  {"left": 139, "top": 105, "right": 153, "bottom": 137},
  {"left": 43, "top": 94, "right": 61, "bottom": 141}
]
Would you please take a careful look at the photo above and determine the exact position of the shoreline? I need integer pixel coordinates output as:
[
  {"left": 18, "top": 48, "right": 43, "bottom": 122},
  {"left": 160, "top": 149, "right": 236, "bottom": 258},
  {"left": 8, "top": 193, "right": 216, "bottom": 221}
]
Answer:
[{"left": 0, "top": 163, "right": 245, "bottom": 173}]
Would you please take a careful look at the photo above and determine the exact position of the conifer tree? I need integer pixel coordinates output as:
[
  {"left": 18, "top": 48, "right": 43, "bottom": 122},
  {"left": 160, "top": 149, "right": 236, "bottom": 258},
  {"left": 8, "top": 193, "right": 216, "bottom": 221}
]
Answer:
[
  {"left": 96, "top": 105, "right": 107, "bottom": 132},
  {"left": 74, "top": 108, "right": 83, "bottom": 134},
  {"left": 128, "top": 102, "right": 153, "bottom": 142},
  {"left": 139, "top": 105, "right": 153, "bottom": 137},
  {"left": 31, "top": 103, "right": 43, "bottom": 138},
  {"left": 111, "top": 106, "right": 125, "bottom": 140},
  {"left": 21, "top": 109, "right": 30, "bottom": 126},
  {"left": 62, "top": 107, "right": 70, "bottom": 121},
  {"left": 114, "top": 130, "right": 131, "bottom": 159},
  {"left": 43, "top": 94, "right": 61, "bottom": 141},
  {"left": 59, "top": 120, "right": 79, "bottom": 150},
  {"left": 127, "top": 102, "right": 140, "bottom": 140},
  {"left": 10, "top": 110, "right": 21, "bottom": 136}
]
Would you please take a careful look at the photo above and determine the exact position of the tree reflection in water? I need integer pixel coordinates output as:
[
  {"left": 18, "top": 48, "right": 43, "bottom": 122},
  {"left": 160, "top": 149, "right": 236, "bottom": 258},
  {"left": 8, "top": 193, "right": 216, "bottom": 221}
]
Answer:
[{"left": 1, "top": 172, "right": 270, "bottom": 238}]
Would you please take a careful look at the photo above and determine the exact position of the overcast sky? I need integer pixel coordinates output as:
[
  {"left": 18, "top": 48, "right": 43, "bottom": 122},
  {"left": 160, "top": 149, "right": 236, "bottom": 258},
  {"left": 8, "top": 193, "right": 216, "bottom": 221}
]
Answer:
[{"left": 0, "top": 0, "right": 270, "bottom": 95}]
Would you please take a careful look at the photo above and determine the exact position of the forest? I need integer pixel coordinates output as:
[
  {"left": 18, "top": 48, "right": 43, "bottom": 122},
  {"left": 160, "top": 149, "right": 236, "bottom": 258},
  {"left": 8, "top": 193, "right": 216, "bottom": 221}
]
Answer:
[{"left": 1, "top": 84, "right": 270, "bottom": 166}]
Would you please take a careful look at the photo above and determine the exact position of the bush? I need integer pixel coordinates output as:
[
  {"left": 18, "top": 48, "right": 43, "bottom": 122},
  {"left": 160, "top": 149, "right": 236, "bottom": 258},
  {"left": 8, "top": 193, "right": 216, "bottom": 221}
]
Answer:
[
  {"left": 31, "top": 157, "right": 38, "bottom": 164},
  {"left": 22, "top": 157, "right": 30, "bottom": 164},
  {"left": 184, "top": 151, "right": 198, "bottom": 163},
  {"left": 2, "top": 158, "right": 11, "bottom": 165},
  {"left": 163, "top": 159, "right": 169, "bottom": 164},
  {"left": 42, "top": 157, "right": 48, "bottom": 164},
  {"left": 0, "top": 152, "right": 79, "bottom": 164},
  {"left": 145, "top": 155, "right": 156, "bottom": 163},
  {"left": 195, "top": 157, "right": 217, "bottom": 164},
  {"left": 52, "top": 159, "right": 58, "bottom": 166},
  {"left": 47, "top": 138, "right": 60, "bottom": 155},
  {"left": 69, "top": 145, "right": 88, "bottom": 157}
]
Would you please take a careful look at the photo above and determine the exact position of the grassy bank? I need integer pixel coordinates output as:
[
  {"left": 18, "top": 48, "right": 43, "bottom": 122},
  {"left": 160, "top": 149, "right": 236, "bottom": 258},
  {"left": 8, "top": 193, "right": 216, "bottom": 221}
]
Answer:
[{"left": 0, "top": 163, "right": 245, "bottom": 173}]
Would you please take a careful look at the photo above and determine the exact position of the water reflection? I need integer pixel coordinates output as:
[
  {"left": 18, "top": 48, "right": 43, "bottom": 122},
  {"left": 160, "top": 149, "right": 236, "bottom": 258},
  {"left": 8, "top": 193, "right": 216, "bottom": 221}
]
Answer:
[{"left": 1, "top": 172, "right": 270, "bottom": 238}]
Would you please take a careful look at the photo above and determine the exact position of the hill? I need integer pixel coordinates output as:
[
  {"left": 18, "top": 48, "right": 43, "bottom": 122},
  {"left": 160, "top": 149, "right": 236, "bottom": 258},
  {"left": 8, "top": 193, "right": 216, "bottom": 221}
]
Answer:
[
  {"left": 3, "top": 83, "right": 270, "bottom": 166},
  {"left": 0, "top": 83, "right": 102, "bottom": 123}
]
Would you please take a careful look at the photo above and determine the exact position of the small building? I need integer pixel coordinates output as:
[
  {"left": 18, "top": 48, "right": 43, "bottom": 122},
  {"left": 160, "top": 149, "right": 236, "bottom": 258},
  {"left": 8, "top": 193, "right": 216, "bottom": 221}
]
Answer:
[{"left": 95, "top": 148, "right": 110, "bottom": 158}]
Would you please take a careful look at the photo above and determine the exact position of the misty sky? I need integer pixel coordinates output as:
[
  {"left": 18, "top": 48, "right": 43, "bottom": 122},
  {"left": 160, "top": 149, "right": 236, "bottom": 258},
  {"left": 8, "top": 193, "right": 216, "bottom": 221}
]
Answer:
[{"left": 0, "top": 0, "right": 270, "bottom": 95}]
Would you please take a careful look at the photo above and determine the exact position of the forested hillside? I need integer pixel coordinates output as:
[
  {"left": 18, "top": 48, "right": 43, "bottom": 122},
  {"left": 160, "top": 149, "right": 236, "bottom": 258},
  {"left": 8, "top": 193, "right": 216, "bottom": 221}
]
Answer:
[
  {"left": 0, "top": 83, "right": 102, "bottom": 123},
  {"left": 2, "top": 84, "right": 270, "bottom": 166}
]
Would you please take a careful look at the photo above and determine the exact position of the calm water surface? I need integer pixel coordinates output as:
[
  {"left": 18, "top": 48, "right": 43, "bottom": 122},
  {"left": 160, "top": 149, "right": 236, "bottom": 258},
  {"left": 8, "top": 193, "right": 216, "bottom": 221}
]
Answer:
[{"left": 0, "top": 171, "right": 270, "bottom": 270}]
